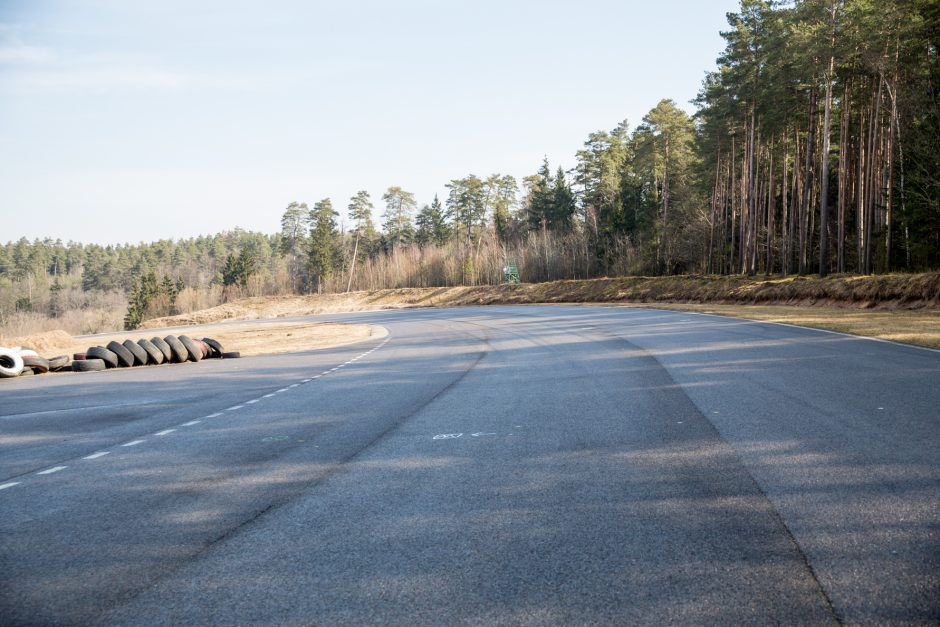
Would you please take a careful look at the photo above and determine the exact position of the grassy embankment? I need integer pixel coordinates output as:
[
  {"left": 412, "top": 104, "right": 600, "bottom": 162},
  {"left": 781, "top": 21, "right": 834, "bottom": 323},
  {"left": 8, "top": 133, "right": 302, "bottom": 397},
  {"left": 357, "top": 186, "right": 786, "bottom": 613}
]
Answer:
[{"left": 141, "top": 273, "right": 940, "bottom": 350}]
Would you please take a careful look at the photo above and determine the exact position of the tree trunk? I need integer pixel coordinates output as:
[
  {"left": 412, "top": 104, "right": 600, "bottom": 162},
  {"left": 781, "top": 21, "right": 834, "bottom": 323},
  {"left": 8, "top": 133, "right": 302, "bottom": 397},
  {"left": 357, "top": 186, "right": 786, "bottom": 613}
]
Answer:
[
  {"left": 838, "top": 80, "right": 849, "bottom": 273},
  {"left": 819, "top": 5, "right": 837, "bottom": 277},
  {"left": 799, "top": 87, "right": 817, "bottom": 275}
]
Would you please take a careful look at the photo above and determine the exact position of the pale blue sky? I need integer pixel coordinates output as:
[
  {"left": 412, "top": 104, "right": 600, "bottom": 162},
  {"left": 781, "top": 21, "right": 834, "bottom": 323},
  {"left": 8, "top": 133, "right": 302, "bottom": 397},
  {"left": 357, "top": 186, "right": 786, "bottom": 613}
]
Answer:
[{"left": 1, "top": 0, "right": 740, "bottom": 245}]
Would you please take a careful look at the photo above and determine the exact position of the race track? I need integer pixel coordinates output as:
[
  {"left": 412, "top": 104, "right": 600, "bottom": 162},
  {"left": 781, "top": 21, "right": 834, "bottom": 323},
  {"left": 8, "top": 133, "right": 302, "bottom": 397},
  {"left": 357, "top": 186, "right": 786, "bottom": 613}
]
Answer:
[{"left": 1, "top": 306, "right": 937, "bottom": 624}]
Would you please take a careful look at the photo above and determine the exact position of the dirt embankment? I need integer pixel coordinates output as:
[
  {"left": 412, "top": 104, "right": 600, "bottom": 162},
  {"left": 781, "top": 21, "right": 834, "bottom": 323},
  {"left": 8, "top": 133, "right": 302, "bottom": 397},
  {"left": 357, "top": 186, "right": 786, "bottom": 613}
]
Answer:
[{"left": 142, "top": 273, "right": 940, "bottom": 329}]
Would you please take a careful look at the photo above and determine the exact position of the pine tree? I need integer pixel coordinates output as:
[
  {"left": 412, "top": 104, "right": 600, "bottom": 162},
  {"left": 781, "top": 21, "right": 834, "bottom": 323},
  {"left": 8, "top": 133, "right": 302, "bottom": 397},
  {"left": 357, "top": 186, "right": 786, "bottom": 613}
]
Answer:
[
  {"left": 308, "top": 198, "right": 337, "bottom": 293},
  {"left": 346, "top": 191, "right": 375, "bottom": 292},
  {"left": 415, "top": 195, "right": 450, "bottom": 246},
  {"left": 381, "top": 187, "right": 416, "bottom": 247}
]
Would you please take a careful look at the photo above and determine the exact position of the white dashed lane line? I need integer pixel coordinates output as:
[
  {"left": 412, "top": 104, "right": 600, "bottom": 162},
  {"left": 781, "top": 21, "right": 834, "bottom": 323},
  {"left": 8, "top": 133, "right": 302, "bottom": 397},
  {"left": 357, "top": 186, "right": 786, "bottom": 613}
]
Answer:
[
  {"left": 2, "top": 336, "right": 390, "bottom": 494},
  {"left": 37, "top": 466, "right": 67, "bottom": 475}
]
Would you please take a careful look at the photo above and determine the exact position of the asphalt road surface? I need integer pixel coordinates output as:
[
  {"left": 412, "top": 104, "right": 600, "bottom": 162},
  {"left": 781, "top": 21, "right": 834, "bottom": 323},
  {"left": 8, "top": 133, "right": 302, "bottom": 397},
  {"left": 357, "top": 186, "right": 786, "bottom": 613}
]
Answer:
[{"left": 1, "top": 306, "right": 938, "bottom": 625}]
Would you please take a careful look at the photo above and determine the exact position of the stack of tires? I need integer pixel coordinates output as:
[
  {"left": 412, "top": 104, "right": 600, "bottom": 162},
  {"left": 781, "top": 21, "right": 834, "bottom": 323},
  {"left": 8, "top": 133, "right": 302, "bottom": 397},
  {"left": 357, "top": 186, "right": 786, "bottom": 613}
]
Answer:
[
  {"left": 1, "top": 336, "right": 239, "bottom": 378},
  {"left": 0, "top": 347, "right": 71, "bottom": 378}
]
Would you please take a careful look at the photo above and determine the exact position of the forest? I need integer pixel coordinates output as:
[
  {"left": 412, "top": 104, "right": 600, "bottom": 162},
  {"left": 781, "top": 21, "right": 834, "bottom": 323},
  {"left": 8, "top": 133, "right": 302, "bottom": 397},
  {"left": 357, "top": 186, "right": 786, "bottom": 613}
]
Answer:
[{"left": 1, "top": 0, "right": 937, "bottom": 333}]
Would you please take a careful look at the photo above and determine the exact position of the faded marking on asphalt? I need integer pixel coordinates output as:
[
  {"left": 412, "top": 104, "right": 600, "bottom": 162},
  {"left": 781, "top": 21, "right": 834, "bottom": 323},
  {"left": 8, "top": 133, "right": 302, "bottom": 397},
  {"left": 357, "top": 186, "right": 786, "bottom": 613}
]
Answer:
[
  {"left": 37, "top": 466, "right": 67, "bottom": 475},
  {"left": 3, "top": 335, "right": 392, "bottom": 494},
  {"left": 433, "top": 433, "right": 463, "bottom": 440}
]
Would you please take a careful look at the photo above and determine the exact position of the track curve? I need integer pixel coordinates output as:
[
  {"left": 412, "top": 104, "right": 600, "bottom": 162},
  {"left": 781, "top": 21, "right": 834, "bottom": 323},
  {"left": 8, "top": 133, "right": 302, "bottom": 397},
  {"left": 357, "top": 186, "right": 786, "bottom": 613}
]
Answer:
[{"left": 0, "top": 306, "right": 937, "bottom": 624}]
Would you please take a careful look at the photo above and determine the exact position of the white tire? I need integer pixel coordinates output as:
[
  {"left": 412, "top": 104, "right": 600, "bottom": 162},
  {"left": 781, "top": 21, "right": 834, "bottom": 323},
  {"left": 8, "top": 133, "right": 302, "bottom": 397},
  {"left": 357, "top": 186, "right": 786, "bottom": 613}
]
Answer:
[{"left": 0, "top": 347, "right": 25, "bottom": 378}]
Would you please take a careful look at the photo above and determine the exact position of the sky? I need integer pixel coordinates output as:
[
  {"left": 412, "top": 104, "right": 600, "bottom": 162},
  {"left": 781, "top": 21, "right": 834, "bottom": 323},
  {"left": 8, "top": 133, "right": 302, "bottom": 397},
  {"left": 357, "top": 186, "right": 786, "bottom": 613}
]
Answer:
[{"left": 0, "top": 0, "right": 741, "bottom": 245}]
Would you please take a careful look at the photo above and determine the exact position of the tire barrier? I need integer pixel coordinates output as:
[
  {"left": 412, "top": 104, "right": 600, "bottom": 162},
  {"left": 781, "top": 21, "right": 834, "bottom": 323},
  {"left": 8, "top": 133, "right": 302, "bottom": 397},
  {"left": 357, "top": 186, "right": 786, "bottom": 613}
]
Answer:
[
  {"left": 22, "top": 356, "right": 50, "bottom": 374},
  {"left": 137, "top": 339, "right": 164, "bottom": 365},
  {"left": 72, "top": 359, "right": 106, "bottom": 372},
  {"left": 87, "top": 346, "right": 119, "bottom": 369},
  {"left": 0, "top": 348, "right": 25, "bottom": 378},
  {"left": 107, "top": 341, "right": 136, "bottom": 368},
  {"left": 1, "top": 335, "right": 235, "bottom": 380},
  {"left": 163, "top": 336, "right": 189, "bottom": 363},
  {"left": 150, "top": 337, "right": 173, "bottom": 362},
  {"left": 178, "top": 335, "right": 203, "bottom": 362},
  {"left": 122, "top": 340, "right": 149, "bottom": 366}
]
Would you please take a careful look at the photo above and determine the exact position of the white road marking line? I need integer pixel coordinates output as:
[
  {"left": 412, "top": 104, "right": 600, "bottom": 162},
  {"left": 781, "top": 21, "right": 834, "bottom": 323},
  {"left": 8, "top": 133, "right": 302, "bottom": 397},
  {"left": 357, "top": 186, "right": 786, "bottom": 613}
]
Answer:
[
  {"left": 245, "top": 399, "right": 259, "bottom": 405},
  {"left": 288, "top": 384, "right": 299, "bottom": 389},
  {"left": 122, "top": 440, "right": 145, "bottom": 447},
  {"left": 37, "top": 466, "right": 67, "bottom": 475},
  {"left": 155, "top": 429, "right": 177, "bottom": 436},
  {"left": 263, "top": 393, "right": 276, "bottom": 398},
  {"left": 83, "top": 451, "right": 110, "bottom": 460},
  {"left": 302, "top": 379, "right": 312, "bottom": 383},
  {"left": 0, "top": 481, "right": 20, "bottom": 490},
  {"left": 226, "top": 405, "right": 244, "bottom": 411},
  {"left": 311, "top": 375, "right": 321, "bottom": 379},
  {"left": 276, "top": 388, "right": 289, "bottom": 393},
  {"left": 181, "top": 420, "right": 201, "bottom": 426},
  {"left": 205, "top": 413, "right": 222, "bottom": 418}
]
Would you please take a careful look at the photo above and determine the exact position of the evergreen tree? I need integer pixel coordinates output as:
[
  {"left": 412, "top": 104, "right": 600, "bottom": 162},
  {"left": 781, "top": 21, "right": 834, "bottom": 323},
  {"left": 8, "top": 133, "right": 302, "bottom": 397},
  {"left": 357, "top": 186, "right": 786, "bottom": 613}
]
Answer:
[
  {"left": 308, "top": 198, "right": 337, "bottom": 293},
  {"left": 346, "top": 190, "right": 375, "bottom": 292},
  {"left": 381, "top": 187, "right": 416, "bottom": 246},
  {"left": 415, "top": 195, "right": 450, "bottom": 246}
]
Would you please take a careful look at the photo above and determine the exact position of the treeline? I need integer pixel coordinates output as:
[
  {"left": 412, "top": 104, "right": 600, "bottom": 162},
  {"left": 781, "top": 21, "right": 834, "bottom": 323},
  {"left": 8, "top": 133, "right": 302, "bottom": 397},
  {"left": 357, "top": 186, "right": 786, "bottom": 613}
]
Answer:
[
  {"left": 698, "top": 0, "right": 939, "bottom": 275},
  {"left": 2, "top": 0, "right": 937, "bottom": 333}
]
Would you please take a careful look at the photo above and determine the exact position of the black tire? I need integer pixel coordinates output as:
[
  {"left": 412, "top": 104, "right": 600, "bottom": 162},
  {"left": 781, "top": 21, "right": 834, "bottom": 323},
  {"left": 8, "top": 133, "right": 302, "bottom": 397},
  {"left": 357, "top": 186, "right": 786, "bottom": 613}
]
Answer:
[
  {"left": 106, "top": 341, "right": 135, "bottom": 367},
  {"left": 178, "top": 335, "right": 203, "bottom": 362},
  {"left": 221, "top": 351, "right": 241, "bottom": 359},
  {"left": 122, "top": 339, "right": 148, "bottom": 366},
  {"left": 73, "top": 359, "right": 106, "bottom": 372},
  {"left": 150, "top": 337, "right": 173, "bottom": 362},
  {"left": 22, "top": 356, "right": 50, "bottom": 374},
  {"left": 87, "top": 346, "right": 119, "bottom": 369},
  {"left": 48, "top": 355, "right": 70, "bottom": 371},
  {"left": 163, "top": 336, "right": 189, "bottom": 363},
  {"left": 137, "top": 339, "right": 164, "bottom": 365},
  {"left": 201, "top": 337, "right": 224, "bottom": 358}
]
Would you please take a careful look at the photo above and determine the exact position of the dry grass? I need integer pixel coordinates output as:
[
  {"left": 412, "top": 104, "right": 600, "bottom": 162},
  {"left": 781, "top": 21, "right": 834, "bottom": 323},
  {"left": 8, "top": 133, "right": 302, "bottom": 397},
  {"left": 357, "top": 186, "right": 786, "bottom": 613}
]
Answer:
[
  {"left": 3, "top": 321, "right": 379, "bottom": 360},
  {"left": 616, "top": 303, "right": 940, "bottom": 350}
]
